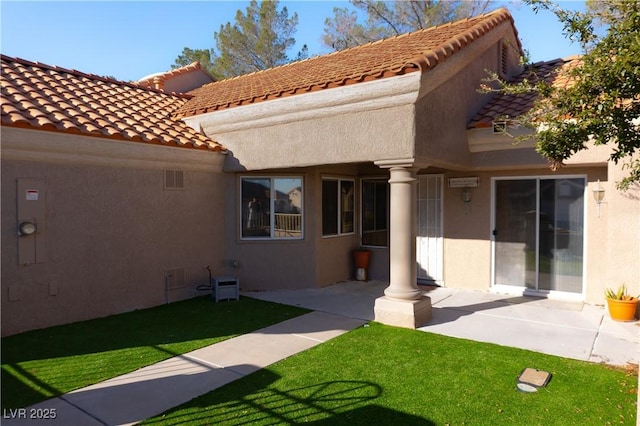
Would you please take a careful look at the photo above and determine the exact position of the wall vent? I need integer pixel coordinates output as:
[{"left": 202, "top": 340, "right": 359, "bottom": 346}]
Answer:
[
  {"left": 499, "top": 39, "right": 509, "bottom": 78},
  {"left": 164, "top": 170, "right": 184, "bottom": 189},
  {"left": 165, "top": 268, "right": 186, "bottom": 289},
  {"left": 493, "top": 120, "right": 507, "bottom": 133}
]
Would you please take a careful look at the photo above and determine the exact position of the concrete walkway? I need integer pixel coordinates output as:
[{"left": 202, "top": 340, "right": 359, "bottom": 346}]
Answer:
[
  {"left": 3, "top": 311, "right": 366, "bottom": 426},
  {"left": 5, "top": 281, "right": 638, "bottom": 425}
]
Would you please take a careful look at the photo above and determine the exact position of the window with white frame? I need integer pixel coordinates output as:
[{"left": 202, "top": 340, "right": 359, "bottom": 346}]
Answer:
[
  {"left": 241, "top": 177, "right": 303, "bottom": 239},
  {"left": 361, "top": 178, "right": 388, "bottom": 247},
  {"left": 322, "top": 178, "right": 355, "bottom": 236}
]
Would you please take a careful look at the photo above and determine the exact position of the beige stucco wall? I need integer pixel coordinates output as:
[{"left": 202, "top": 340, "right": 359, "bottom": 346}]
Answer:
[
  {"left": 222, "top": 169, "right": 317, "bottom": 290},
  {"left": 185, "top": 73, "right": 422, "bottom": 172},
  {"left": 162, "top": 70, "right": 214, "bottom": 93},
  {"left": 440, "top": 169, "right": 493, "bottom": 291},
  {"left": 221, "top": 163, "right": 393, "bottom": 291},
  {"left": 596, "top": 160, "right": 640, "bottom": 303},
  {"left": 104, "top": 143, "right": 632, "bottom": 305},
  {"left": 415, "top": 23, "right": 522, "bottom": 169},
  {"left": 435, "top": 163, "right": 638, "bottom": 305},
  {"left": 221, "top": 104, "right": 415, "bottom": 171},
  {"left": 315, "top": 163, "right": 393, "bottom": 285},
  {"left": 1, "top": 128, "right": 226, "bottom": 336},
  {"left": 179, "top": 17, "right": 638, "bottom": 306},
  {"left": 314, "top": 165, "right": 361, "bottom": 286}
]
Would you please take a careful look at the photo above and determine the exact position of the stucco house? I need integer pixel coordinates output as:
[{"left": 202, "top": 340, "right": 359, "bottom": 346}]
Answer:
[{"left": 2, "top": 8, "right": 638, "bottom": 335}]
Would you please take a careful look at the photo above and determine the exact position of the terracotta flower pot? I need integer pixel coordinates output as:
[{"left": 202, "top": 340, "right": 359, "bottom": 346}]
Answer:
[
  {"left": 606, "top": 298, "right": 638, "bottom": 322},
  {"left": 353, "top": 250, "right": 371, "bottom": 269}
]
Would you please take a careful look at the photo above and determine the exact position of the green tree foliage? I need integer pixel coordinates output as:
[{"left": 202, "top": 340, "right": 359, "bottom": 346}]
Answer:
[
  {"left": 525, "top": 0, "right": 640, "bottom": 189},
  {"left": 173, "top": 1, "right": 306, "bottom": 80},
  {"left": 323, "top": 0, "right": 491, "bottom": 50},
  {"left": 173, "top": 48, "right": 215, "bottom": 72}
]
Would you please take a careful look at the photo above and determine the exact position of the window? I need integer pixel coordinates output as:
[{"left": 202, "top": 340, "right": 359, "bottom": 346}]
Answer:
[
  {"left": 241, "top": 177, "right": 303, "bottom": 239},
  {"left": 322, "top": 178, "right": 354, "bottom": 236},
  {"left": 361, "top": 179, "right": 388, "bottom": 246}
]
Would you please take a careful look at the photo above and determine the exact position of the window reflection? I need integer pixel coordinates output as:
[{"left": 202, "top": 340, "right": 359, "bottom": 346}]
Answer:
[
  {"left": 241, "top": 177, "right": 303, "bottom": 239},
  {"left": 361, "top": 179, "right": 388, "bottom": 246}
]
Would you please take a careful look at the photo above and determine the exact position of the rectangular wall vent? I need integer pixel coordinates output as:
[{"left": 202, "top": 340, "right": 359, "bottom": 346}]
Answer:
[
  {"left": 493, "top": 121, "right": 507, "bottom": 133},
  {"left": 165, "top": 268, "right": 186, "bottom": 289},
  {"left": 164, "top": 170, "right": 184, "bottom": 189},
  {"left": 499, "top": 40, "right": 509, "bottom": 78}
]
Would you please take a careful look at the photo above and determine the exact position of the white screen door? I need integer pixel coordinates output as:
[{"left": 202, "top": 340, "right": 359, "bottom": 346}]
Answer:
[{"left": 417, "top": 175, "right": 443, "bottom": 284}]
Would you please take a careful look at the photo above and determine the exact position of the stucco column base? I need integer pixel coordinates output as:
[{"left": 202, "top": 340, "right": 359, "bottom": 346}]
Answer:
[{"left": 374, "top": 295, "right": 432, "bottom": 329}]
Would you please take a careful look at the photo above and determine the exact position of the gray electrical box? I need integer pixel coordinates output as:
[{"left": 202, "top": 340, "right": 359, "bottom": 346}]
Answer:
[
  {"left": 17, "top": 178, "right": 47, "bottom": 265},
  {"left": 212, "top": 276, "right": 239, "bottom": 302}
]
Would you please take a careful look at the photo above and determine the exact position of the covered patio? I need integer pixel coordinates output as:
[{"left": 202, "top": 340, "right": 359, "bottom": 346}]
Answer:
[{"left": 245, "top": 281, "right": 639, "bottom": 367}]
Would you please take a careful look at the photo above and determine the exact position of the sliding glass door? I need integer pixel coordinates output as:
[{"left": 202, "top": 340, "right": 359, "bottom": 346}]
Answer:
[
  {"left": 493, "top": 177, "right": 585, "bottom": 294},
  {"left": 494, "top": 179, "right": 537, "bottom": 289}
]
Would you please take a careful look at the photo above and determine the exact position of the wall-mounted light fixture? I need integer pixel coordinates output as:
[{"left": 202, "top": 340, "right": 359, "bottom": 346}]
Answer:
[
  {"left": 462, "top": 187, "right": 472, "bottom": 204},
  {"left": 593, "top": 179, "right": 605, "bottom": 217},
  {"left": 449, "top": 177, "right": 478, "bottom": 211}
]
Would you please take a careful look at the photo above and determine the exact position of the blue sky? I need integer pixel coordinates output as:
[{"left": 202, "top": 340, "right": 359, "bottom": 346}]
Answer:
[{"left": 1, "top": 1, "right": 586, "bottom": 82}]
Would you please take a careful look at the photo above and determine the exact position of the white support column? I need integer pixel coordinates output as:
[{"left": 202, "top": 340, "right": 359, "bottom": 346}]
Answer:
[{"left": 373, "top": 159, "right": 432, "bottom": 329}]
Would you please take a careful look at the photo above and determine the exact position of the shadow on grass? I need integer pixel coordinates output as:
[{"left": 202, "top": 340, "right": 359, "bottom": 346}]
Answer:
[
  {"left": 308, "top": 405, "right": 435, "bottom": 425},
  {"left": 144, "top": 368, "right": 433, "bottom": 425},
  {"left": 2, "top": 297, "right": 307, "bottom": 362},
  {"left": 7, "top": 357, "right": 433, "bottom": 426},
  {"left": 1, "top": 296, "right": 309, "bottom": 409},
  {"left": 0, "top": 365, "right": 58, "bottom": 414},
  {"left": 2, "top": 344, "right": 188, "bottom": 413}
]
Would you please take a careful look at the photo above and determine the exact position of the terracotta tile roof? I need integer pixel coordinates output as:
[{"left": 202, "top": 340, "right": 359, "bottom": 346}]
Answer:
[
  {"left": 137, "top": 61, "right": 214, "bottom": 91},
  {"left": 1, "top": 55, "right": 224, "bottom": 151},
  {"left": 175, "top": 8, "right": 519, "bottom": 118},
  {"left": 468, "top": 56, "right": 581, "bottom": 129}
]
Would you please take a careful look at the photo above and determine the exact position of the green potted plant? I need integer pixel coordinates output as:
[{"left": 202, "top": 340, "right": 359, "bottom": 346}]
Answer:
[{"left": 605, "top": 284, "right": 638, "bottom": 322}]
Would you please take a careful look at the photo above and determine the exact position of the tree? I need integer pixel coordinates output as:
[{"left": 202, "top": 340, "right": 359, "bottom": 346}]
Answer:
[
  {"left": 174, "top": 1, "right": 306, "bottom": 80},
  {"left": 323, "top": 0, "right": 491, "bottom": 50},
  {"left": 173, "top": 48, "right": 215, "bottom": 73},
  {"left": 497, "top": 0, "right": 640, "bottom": 190}
]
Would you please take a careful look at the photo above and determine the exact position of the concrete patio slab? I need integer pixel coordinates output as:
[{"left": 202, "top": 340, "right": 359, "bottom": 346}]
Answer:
[
  {"left": 591, "top": 315, "right": 640, "bottom": 365},
  {"left": 427, "top": 289, "right": 602, "bottom": 330},
  {"left": 247, "top": 281, "right": 384, "bottom": 321},
  {"left": 420, "top": 304, "right": 600, "bottom": 361},
  {"left": 247, "top": 281, "right": 639, "bottom": 367}
]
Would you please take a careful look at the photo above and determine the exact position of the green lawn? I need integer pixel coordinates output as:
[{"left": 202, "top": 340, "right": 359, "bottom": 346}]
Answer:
[
  {"left": 144, "top": 322, "right": 638, "bottom": 425},
  {"left": 1, "top": 296, "right": 309, "bottom": 410},
  {"left": 3, "top": 298, "right": 637, "bottom": 425}
]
